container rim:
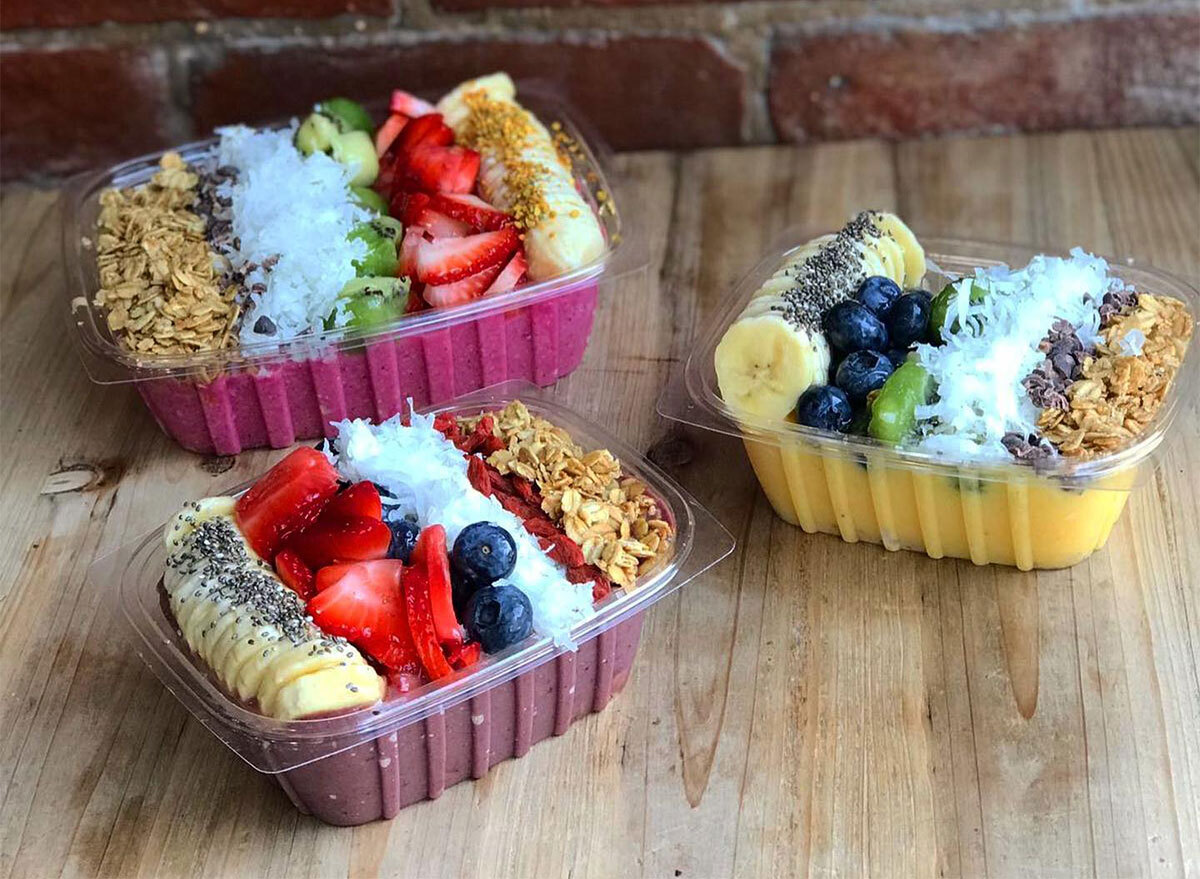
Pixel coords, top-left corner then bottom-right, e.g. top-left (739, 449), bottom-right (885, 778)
top-left (658, 230), bottom-right (1199, 486)
top-left (62, 84), bottom-right (642, 385)
top-left (95, 381), bottom-right (734, 772)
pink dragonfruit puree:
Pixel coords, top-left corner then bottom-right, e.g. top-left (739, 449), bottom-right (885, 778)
top-left (137, 280), bottom-right (598, 455)
top-left (274, 613), bottom-right (644, 826)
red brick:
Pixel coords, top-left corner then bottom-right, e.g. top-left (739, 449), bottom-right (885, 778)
top-left (0, 48), bottom-right (175, 179)
top-left (1, 0), bottom-right (388, 29)
top-left (190, 37), bottom-right (746, 150)
top-left (768, 13), bottom-right (1200, 142)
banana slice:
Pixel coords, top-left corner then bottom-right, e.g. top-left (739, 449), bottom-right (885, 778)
top-left (714, 313), bottom-right (831, 420)
top-left (869, 212), bottom-right (926, 287)
top-left (865, 233), bottom-right (906, 286)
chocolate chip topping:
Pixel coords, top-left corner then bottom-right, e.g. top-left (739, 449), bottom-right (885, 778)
top-left (1022, 319), bottom-right (1088, 412)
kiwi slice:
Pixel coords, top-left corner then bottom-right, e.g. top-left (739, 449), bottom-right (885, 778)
top-left (349, 221), bottom-right (401, 278)
top-left (319, 98), bottom-right (373, 134)
top-left (295, 112), bottom-right (338, 156)
top-left (330, 130), bottom-right (378, 186)
top-left (336, 276), bottom-right (410, 329)
top-left (350, 185), bottom-right (389, 214)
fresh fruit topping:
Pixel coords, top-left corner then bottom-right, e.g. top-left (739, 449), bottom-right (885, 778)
top-left (288, 515), bottom-right (392, 569)
top-left (390, 89), bottom-right (435, 117)
top-left (308, 559), bottom-right (420, 672)
top-left (869, 360), bottom-right (935, 444)
top-left (463, 584), bottom-right (533, 654)
top-left (410, 525), bottom-right (466, 646)
top-left (484, 250), bottom-right (528, 296)
top-left (319, 98), bottom-right (374, 134)
top-left (412, 207), bottom-right (472, 239)
top-left (349, 220), bottom-right (401, 277)
top-left (397, 226), bottom-right (424, 278)
top-left (884, 348), bottom-right (910, 369)
top-left (350, 185), bottom-right (389, 214)
top-left (415, 227), bottom-right (520, 285)
top-left (428, 192), bottom-right (511, 232)
top-left (335, 277), bottom-right (410, 329)
top-left (386, 518), bottom-right (421, 563)
top-left (235, 447), bottom-right (341, 560)
top-left (330, 130), bottom-right (379, 187)
top-left (393, 113), bottom-right (455, 156)
top-left (402, 566), bottom-right (454, 679)
top-left (794, 385), bottom-right (854, 432)
top-left (822, 300), bottom-right (890, 353)
top-left (451, 522), bottom-right (518, 592)
top-left (885, 290), bottom-right (932, 349)
top-left (444, 640), bottom-right (482, 670)
top-left (855, 275), bottom-right (903, 316)
top-left (294, 112), bottom-right (339, 156)
top-left (403, 145), bottom-right (480, 194)
top-left (834, 349), bottom-right (895, 402)
top-left (423, 262), bottom-right (505, 309)
top-left (274, 549), bottom-right (316, 600)
top-left (393, 190), bottom-right (431, 226)
top-left (315, 561), bottom-right (357, 592)
top-left (324, 481), bottom-right (383, 520)
top-left (374, 113), bottom-right (407, 158)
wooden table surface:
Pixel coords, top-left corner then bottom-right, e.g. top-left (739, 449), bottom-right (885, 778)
top-left (2, 128), bottom-right (1198, 879)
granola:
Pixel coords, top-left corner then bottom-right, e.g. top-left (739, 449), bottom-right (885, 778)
top-left (1039, 293), bottom-right (1193, 458)
top-left (466, 401), bottom-right (673, 589)
top-left (92, 153), bottom-right (238, 356)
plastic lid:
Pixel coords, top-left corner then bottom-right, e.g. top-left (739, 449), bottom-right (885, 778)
top-left (62, 86), bottom-right (648, 385)
top-left (94, 382), bottom-right (734, 773)
top-left (659, 231), bottom-right (1199, 489)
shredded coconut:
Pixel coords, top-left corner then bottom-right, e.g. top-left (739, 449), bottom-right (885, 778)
top-left (214, 124), bottom-right (369, 344)
top-left (327, 411), bottom-right (594, 648)
top-left (912, 248), bottom-right (1121, 460)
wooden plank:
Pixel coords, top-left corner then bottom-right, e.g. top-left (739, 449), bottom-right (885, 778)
top-left (0, 128), bottom-right (1197, 879)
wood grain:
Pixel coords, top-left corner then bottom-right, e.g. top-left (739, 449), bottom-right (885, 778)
top-left (1, 128), bottom-right (1197, 879)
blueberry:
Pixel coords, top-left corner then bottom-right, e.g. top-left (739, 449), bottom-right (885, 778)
top-left (794, 385), bottom-right (853, 432)
top-left (451, 522), bottom-right (517, 590)
top-left (855, 275), bottom-right (903, 316)
top-left (885, 292), bottom-right (932, 349)
top-left (822, 301), bottom-right (889, 353)
top-left (387, 519), bottom-right (420, 563)
top-left (464, 584), bottom-right (534, 654)
top-left (835, 350), bottom-right (894, 402)
top-left (884, 348), bottom-right (910, 370)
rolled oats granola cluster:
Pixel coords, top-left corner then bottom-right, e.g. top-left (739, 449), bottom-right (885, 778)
top-left (473, 401), bottom-right (673, 589)
top-left (1039, 292), bottom-right (1193, 458)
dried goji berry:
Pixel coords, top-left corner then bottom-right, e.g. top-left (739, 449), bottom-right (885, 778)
top-left (467, 456), bottom-right (492, 497)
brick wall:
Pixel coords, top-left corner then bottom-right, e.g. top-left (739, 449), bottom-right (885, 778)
top-left (1, 0), bottom-right (1197, 179)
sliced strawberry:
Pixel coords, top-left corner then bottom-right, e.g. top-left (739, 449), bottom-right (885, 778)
top-left (402, 145), bottom-right (480, 194)
top-left (484, 249), bottom-right (528, 296)
top-left (394, 113), bottom-right (454, 157)
top-left (309, 559), bottom-right (407, 657)
top-left (423, 262), bottom-right (504, 309)
top-left (415, 226), bottom-right (518, 285)
top-left (402, 566), bottom-right (454, 680)
top-left (274, 549), bottom-right (315, 600)
top-left (390, 89), bottom-right (435, 117)
top-left (397, 225), bottom-right (425, 279)
top-left (288, 515), bottom-right (392, 569)
top-left (412, 207), bottom-right (472, 239)
top-left (315, 561), bottom-right (358, 593)
top-left (428, 192), bottom-right (511, 232)
top-left (322, 481), bottom-right (383, 521)
top-left (235, 447), bottom-right (340, 561)
top-left (374, 113), bottom-right (408, 158)
top-left (445, 640), bottom-right (482, 670)
top-left (393, 190), bottom-right (431, 227)
top-left (410, 525), bottom-right (465, 646)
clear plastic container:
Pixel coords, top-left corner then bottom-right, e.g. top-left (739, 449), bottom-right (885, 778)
top-left (62, 89), bottom-right (642, 455)
top-left (93, 384), bottom-right (733, 825)
top-left (659, 234), bottom-right (1198, 571)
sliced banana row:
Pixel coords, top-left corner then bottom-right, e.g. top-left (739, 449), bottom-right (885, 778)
top-left (715, 212), bottom-right (926, 421)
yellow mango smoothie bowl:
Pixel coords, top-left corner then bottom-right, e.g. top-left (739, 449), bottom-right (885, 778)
top-left (662, 214), bottom-right (1197, 570)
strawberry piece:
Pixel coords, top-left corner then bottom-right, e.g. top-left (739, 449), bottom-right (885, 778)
top-left (274, 549), bottom-right (315, 600)
top-left (402, 566), bottom-right (454, 680)
top-left (308, 559), bottom-right (403, 644)
top-left (288, 515), bottom-right (392, 569)
top-left (315, 561), bottom-right (358, 593)
top-left (322, 481), bottom-right (383, 521)
top-left (428, 192), bottom-right (511, 232)
top-left (410, 525), bottom-right (466, 646)
top-left (397, 225), bottom-right (425, 279)
top-left (415, 226), bottom-right (519, 285)
top-left (412, 207), bottom-right (472, 239)
top-left (393, 113), bottom-right (454, 157)
top-left (484, 249), bottom-right (528, 296)
top-left (374, 113), bottom-right (408, 158)
top-left (235, 447), bottom-right (340, 561)
top-left (390, 89), bottom-right (435, 117)
top-left (393, 190), bottom-right (431, 227)
top-left (466, 456), bottom-right (492, 497)
top-left (423, 262), bottom-right (504, 309)
top-left (445, 640), bottom-right (482, 670)
top-left (403, 145), bottom-right (480, 194)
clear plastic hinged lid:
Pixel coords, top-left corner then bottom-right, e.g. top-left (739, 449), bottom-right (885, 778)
top-left (659, 231), bottom-right (1199, 489)
top-left (92, 382), bottom-right (733, 773)
top-left (62, 83), bottom-right (647, 385)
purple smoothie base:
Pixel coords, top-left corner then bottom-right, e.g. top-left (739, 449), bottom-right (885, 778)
top-left (137, 281), bottom-right (599, 455)
top-left (272, 613), bottom-right (645, 826)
